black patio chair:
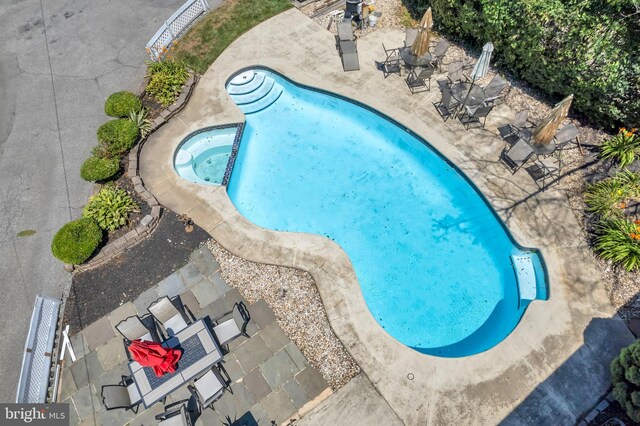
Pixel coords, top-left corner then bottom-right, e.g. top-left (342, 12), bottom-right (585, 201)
top-left (483, 74), bottom-right (509, 104)
top-left (525, 157), bottom-right (560, 190)
top-left (554, 123), bottom-right (579, 150)
top-left (458, 104), bottom-right (494, 129)
top-left (148, 295), bottom-right (195, 337)
top-left (210, 302), bottom-right (251, 349)
top-left (437, 60), bottom-right (464, 92)
top-left (433, 87), bottom-right (460, 122)
top-left (380, 43), bottom-right (401, 78)
top-left (406, 66), bottom-right (435, 93)
top-left (156, 401), bottom-right (195, 426)
top-left (500, 138), bottom-right (535, 174)
top-left (498, 109), bottom-right (532, 146)
top-left (430, 40), bottom-right (450, 71)
top-left (101, 375), bottom-right (141, 413)
top-left (404, 28), bottom-right (418, 48)
top-left (187, 365), bottom-right (231, 410)
top-left (115, 314), bottom-right (163, 361)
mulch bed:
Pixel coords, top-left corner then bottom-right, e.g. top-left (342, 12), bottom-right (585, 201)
top-left (63, 211), bottom-right (208, 333)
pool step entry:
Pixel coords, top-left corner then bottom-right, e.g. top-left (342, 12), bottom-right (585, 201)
top-left (227, 70), bottom-right (283, 114)
top-left (510, 252), bottom-right (547, 306)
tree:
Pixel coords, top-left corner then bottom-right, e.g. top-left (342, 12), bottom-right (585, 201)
top-left (611, 340), bottom-right (640, 421)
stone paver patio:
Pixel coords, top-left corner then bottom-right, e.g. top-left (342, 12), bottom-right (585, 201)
top-left (137, 8), bottom-right (635, 425)
top-left (60, 247), bottom-right (337, 425)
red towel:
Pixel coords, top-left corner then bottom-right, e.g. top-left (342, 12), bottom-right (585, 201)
top-left (128, 340), bottom-right (182, 377)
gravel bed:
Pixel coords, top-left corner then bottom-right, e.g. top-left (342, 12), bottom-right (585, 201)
top-left (206, 239), bottom-right (360, 389)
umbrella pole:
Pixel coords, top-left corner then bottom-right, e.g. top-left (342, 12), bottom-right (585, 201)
top-left (459, 81), bottom-right (475, 117)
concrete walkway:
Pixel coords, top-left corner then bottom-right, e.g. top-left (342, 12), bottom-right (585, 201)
top-left (139, 9), bottom-right (634, 425)
top-left (0, 0), bottom-right (185, 401)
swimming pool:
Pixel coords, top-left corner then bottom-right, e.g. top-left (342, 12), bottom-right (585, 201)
top-left (224, 68), bottom-right (547, 357)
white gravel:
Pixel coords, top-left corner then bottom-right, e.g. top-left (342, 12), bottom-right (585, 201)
top-left (206, 240), bottom-right (360, 389)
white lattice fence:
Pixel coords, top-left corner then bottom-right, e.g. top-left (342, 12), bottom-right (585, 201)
top-left (146, 0), bottom-right (210, 61)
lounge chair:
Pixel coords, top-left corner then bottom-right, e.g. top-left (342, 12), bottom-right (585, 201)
top-left (116, 314), bottom-right (162, 361)
top-left (404, 28), bottom-right (418, 48)
top-left (433, 88), bottom-right (460, 122)
top-left (406, 66), bottom-right (435, 93)
top-left (525, 157), bottom-right (560, 190)
top-left (430, 40), bottom-right (450, 71)
top-left (187, 366), bottom-right (230, 410)
top-left (211, 302), bottom-right (251, 348)
top-left (338, 40), bottom-right (360, 71)
top-left (500, 138), bottom-right (535, 173)
top-left (101, 375), bottom-right (141, 413)
top-left (337, 21), bottom-right (356, 42)
top-left (554, 123), bottom-right (579, 150)
top-left (148, 295), bottom-right (193, 336)
top-left (483, 74), bottom-right (509, 104)
top-left (498, 110), bottom-right (531, 146)
top-left (155, 402), bottom-right (194, 426)
top-left (458, 104), bottom-right (494, 129)
top-left (380, 43), bottom-right (401, 78)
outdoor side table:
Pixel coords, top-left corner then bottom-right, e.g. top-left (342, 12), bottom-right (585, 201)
top-left (129, 319), bottom-right (223, 408)
top-left (451, 82), bottom-right (486, 108)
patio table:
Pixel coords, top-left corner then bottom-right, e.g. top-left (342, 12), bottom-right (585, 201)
top-left (518, 128), bottom-right (557, 156)
top-left (399, 47), bottom-right (433, 68)
top-left (128, 319), bottom-right (222, 408)
top-left (451, 82), bottom-right (486, 108)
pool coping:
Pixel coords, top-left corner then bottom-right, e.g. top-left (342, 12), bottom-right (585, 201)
top-left (138, 10), bottom-right (633, 425)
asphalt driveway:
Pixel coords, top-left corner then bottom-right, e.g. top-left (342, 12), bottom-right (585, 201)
top-left (0, 0), bottom-right (185, 402)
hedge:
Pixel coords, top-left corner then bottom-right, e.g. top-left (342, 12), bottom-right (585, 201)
top-left (51, 218), bottom-right (103, 264)
top-left (412, 0), bottom-right (639, 128)
top-left (97, 119), bottom-right (139, 155)
top-left (104, 91), bottom-right (142, 118)
top-left (80, 156), bottom-right (120, 182)
top-left (611, 340), bottom-right (640, 421)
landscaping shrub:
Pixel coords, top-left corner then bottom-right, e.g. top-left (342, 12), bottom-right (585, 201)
top-left (408, 0), bottom-right (640, 128)
top-left (145, 60), bottom-right (189, 107)
top-left (104, 91), bottom-right (142, 118)
top-left (51, 218), bottom-right (102, 264)
top-left (595, 219), bottom-right (640, 271)
top-left (83, 184), bottom-right (139, 231)
top-left (97, 119), bottom-right (139, 155)
top-left (80, 156), bottom-right (120, 182)
top-left (601, 128), bottom-right (640, 167)
top-left (585, 177), bottom-right (635, 220)
top-left (611, 340), bottom-right (640, 421)
top-left (129, 108), bottom-right (152, 138)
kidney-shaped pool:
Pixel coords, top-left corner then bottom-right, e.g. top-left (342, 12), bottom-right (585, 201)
top-left (218, 68), bottom-right (547, 357)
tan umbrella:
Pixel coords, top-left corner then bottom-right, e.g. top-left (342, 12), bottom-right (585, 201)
top-left (532, 94), bottom-right (574, 145)
top-left (412, 8), bottom-right (433, 57)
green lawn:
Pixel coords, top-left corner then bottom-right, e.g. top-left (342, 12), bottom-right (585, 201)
top-left (172, 0), bottom-right (293, 74)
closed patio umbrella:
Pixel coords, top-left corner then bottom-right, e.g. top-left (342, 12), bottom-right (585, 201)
top-left (533, 94), bottom-right (574, 145)
top-left (411, 7), bottom-right (433, 57)
top-left (128, 340), bottom-right (182, 377)
top-left (470, 42), bottom-right (494, 82)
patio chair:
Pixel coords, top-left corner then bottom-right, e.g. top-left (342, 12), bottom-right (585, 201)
top-left (554, 123), bottom-right (579, 150)
top-left (404, 28), bottom-right (418, 48)
top-left (116, 314), bottom-right (163, 361)
top-left (458, 104), bottom-right (494, 130)
top-left (101, 375), bottom-right (141, 413)
top-left (433, 88), bottom-right (460, 122)
top-left (148, 295), bottom-right (194, 337)
top-left (525, 156), bottom-right (560, 190)
top-left (211, 302), bottom-right (251, 348)
top-left (155, 402), bottom-right (194, 426)
top-left (406, 66), bottom-right (435, 93)
top-left (187, 365), bottom-right (230, 410)
top-left (498, 109), bottom-right (531, 146)
top-left (500, 138), bottom-right (535, 174)
top-left (337, 21), bottom-right (356, 42)
top-left (338, 40), bottom-right (360, 71)
top-left (380, 43), bottom-right (401, 78)
top-left (437, 61), bottom-right (464, 92)
top-left (430, 40), bottom-right (450, 71)
top-left (483, 74), bottom-right (509, 104)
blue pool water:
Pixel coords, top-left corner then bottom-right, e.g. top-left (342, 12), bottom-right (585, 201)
top-left (174, 127), bottom-right (237, 185)
top-left (223, 69), bottom-right (547, 357)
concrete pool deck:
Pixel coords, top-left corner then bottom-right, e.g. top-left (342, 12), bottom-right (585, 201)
top-left (140, 9), bottom-right (634, 425)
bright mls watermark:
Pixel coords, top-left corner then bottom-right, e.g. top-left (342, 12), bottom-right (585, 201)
top-left (0, 404), bottom-right (68, 425)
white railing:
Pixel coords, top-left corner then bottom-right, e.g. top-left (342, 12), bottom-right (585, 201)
top-left (146, 0), bottom-right (210, 61)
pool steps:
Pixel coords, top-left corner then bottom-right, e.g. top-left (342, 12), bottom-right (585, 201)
top-left (228, 70), bottom-right (283, 114)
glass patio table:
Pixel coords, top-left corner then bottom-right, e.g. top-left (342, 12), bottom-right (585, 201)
top-left (399, 47), bottom-right (433, 67)
top-left (518, 128), bottom-right (557, 156)
top-left (451, 82), bottom-right (486, 108)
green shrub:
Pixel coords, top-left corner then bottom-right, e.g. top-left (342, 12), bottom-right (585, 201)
top-left (129, 108), bottom-right (152, 138)
top-left (104, 91), bottom-right (142, 118)
top-left (612, 340), bottom-right (640, 422)
top-left (51, 218), bottom-right (102, 264)
top-left (80, 156), bottom-right (120, 182)
top-left (97, 119), bottom-right (139, 155)
top-left (411, 0), bottom-right (639, 128)
top-left (83, 184), bottom-right (139, 231)
top-left (601, 128), bottom-right (640, 167)
top-left (145, 60), bottom-right (189, 107)
top-left (595, 219), bottom-right (640, 271)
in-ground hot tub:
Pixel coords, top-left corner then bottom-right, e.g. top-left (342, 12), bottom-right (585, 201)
top-left (174, 125), bottom-right (240, 185)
